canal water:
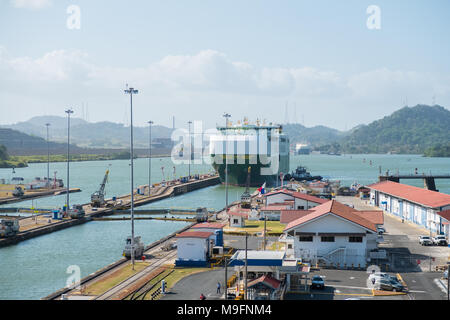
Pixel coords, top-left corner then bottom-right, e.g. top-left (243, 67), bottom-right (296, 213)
top-left (0, 154), bottom-right (449, 299)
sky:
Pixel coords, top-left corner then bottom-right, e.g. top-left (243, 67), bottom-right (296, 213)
top-left (0, 0), bottom-right (449, 131)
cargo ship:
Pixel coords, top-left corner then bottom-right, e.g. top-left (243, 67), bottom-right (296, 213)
top-left (210, 119), bottom-right (289, 187)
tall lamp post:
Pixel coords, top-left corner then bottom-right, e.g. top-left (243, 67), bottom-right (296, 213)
top-left (65, 109), bottom-right (74, 212)
top-left (188, 121), bottom-right (192, 178)
top-left (148, 121), bottom-right (153, 196)
top-left (45, 123), bottom-right (50, 189)
top-left (125, 86), bottom-right (138, 270)
top-left (223, 113), bottom-right (231, 212)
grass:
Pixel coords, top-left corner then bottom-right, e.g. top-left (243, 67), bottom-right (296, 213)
top-left (83, 262), bottom-right (150, 296)
top-left (226, 220), bottom-right (286, 235)
top-left (143, 266), bottom-right (211, 300)
top-left (10, 153), bottom-right (172, 165)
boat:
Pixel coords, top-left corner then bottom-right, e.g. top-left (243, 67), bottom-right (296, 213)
top-left (286, 166), bottom-right (323, 182)
top-left (295, 144), bottom-right (311, 155)
top-left (210, 119), bottom-right (290, 187)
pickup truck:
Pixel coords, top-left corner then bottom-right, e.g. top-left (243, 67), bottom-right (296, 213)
top-left (419, 235), bottom-right (433, 246)
top-left (432, 235), bottom-right (448, 246)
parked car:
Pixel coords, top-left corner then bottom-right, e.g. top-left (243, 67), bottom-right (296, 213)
top-left (377, 226), bottom-right (386, 235)
top-left (368, 272), bottom-right (389, 282)
top-left (432, 235), bottom-right (448, 246)
top-left (419, 235), bottom-right (433, 246)
top-left (375, 278), bottom-right (404, 292)
top-left (443, 269), bottom-right (448, 279)
top-left (311, 275), bottom-right (325, 289)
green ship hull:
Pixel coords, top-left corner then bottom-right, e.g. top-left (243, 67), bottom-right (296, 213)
top-left (211, 155), bottom-right (290, 187)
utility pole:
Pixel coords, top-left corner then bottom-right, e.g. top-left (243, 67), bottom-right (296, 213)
top-left (245, 232), bottom-right (248, 300)
top-left (223, 113), bottom-right (231, 212)
top-left (65, 109), bottom-right (73, 212)
top-left (263, 216), bottom-right (267, 250)
top-left (45, 123), bottom-right (50, 189)
top-left (447, 261), bottom-right (449, 301)
top-left (224, 257), bottom-right (228, 300)
top-left (125, 86), bottom-right (139, 270)
top-left (188, 121), bottom-right (192, 178)
top-left (148, 121), bottom-right (153, 196)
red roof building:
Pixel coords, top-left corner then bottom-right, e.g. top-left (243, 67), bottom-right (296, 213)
top-left (284, 200), bottom-right (377, 233)
top-left (368, 181), bottom-right (450, 209)
top-left (176, 231), bottom-right (213, 239)
top-left (192, 222), bottom-right (226, 229)
top-left (280, 210), bottom-right (313, 224)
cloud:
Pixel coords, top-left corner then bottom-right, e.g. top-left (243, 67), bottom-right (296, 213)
top-left (0, 47), bottom-right (449, 129)
top-left (10, 0), bottom-right (51, 9)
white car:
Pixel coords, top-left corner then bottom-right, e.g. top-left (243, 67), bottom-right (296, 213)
top-left (419, 235), bottom-right (433, 246)
top-left (432, 235), bottom-right (448, 246)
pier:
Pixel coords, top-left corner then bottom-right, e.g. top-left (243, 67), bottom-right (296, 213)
top-left (43, 201), bottom-right (233, 301)
top-left (379, 174), bottom-right (450, 192)
top-left (0, 187), bottom-right (81, 206)
top-left (0, 174), bottom-right (220, 248)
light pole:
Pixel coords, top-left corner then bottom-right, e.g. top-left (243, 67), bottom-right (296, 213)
top-left (188, 121), bottom-right (192, 178)
top-left (447, 261), bottom-right (449, 301)
top-left (45, 123), bottom-right (50, 189)
top-left (125, 86), bottom-right (138, 270)
top-left (148, 121), bottom-right (153, 196)
top-left (65, 109), bottom-right (74, 212)
top-left (223, 113), bottom-right (231, 212)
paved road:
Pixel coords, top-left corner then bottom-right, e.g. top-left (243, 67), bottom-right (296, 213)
top-left (161, 269), bottom-right (225, 300)
top-left (337, 196), bottom-right (449, 300)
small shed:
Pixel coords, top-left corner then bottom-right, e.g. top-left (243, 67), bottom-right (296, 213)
top-left (229, 211), bottom-right (248, 228)
top-left (175, 231), bottom-right (213, 267)
top-left (247, 275), bottom-right (282, 300)
top-left (191, 222), bottom-right (225, 247)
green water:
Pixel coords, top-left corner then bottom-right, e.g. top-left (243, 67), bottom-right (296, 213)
top-left (0, 154), bottom-right (448, 299)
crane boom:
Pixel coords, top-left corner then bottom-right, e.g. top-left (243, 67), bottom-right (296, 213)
top-left (99, 170), bottom-right (109, 195)
top-left (91, 169), bottom-right (109, 207)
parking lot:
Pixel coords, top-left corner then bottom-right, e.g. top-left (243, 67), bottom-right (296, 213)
top-left (285, 269), bottom-right (407, 300)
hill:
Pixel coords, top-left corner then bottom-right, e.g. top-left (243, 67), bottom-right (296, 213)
top-left (282, 123), bottom-right (345, 146)
top-left (339, 105), bottom-right (450, 154)
top-left (2, 116), bottom-right (174, 149)
top-left (0, 128), bottom-right (171, 157)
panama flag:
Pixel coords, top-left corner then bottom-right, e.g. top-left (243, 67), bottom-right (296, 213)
top-left (258, 182), bottom-right (266, 195)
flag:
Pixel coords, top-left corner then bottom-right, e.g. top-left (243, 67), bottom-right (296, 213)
top-left (258, 182), bottom-right (266, 195)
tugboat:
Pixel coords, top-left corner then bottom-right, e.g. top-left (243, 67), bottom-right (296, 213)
top-left (286, 166), bottom-right (323, 182)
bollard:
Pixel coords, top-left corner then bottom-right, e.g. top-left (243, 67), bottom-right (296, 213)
top-left (351, 263), bottom-right (354, 269)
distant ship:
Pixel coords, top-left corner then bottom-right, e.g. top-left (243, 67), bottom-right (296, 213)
top-left (285, 166), bottom-right (323, 182)
top-left (210, 119), bottom-right (290, 187)
top-left (295, 143), bottom-right (311, 155)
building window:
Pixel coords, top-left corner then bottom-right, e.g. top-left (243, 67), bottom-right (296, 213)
top-left (297, 205), bottom-right (305, 210)
top-left (233, 219), bottom-right (239, 224)
top-left (349, 236), bottom-right (363, 243)
top-left (288, 244), bottom-right (293, 249)
top-left (321, 236), bottom-right (335, 242)
top-left (299, 236), bottom-right (313, 242)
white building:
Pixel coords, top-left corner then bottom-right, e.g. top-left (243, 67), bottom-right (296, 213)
top-left (229, 211), bottom-right (249, 228)
top-left (264, 189), bottom-right (328, 210)
top-left (368, 181), bottom-right (450, 236)
top-left (175, 231), bottom-right (214, 267)
top-left (284, 200), bottom-right (379, 268)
